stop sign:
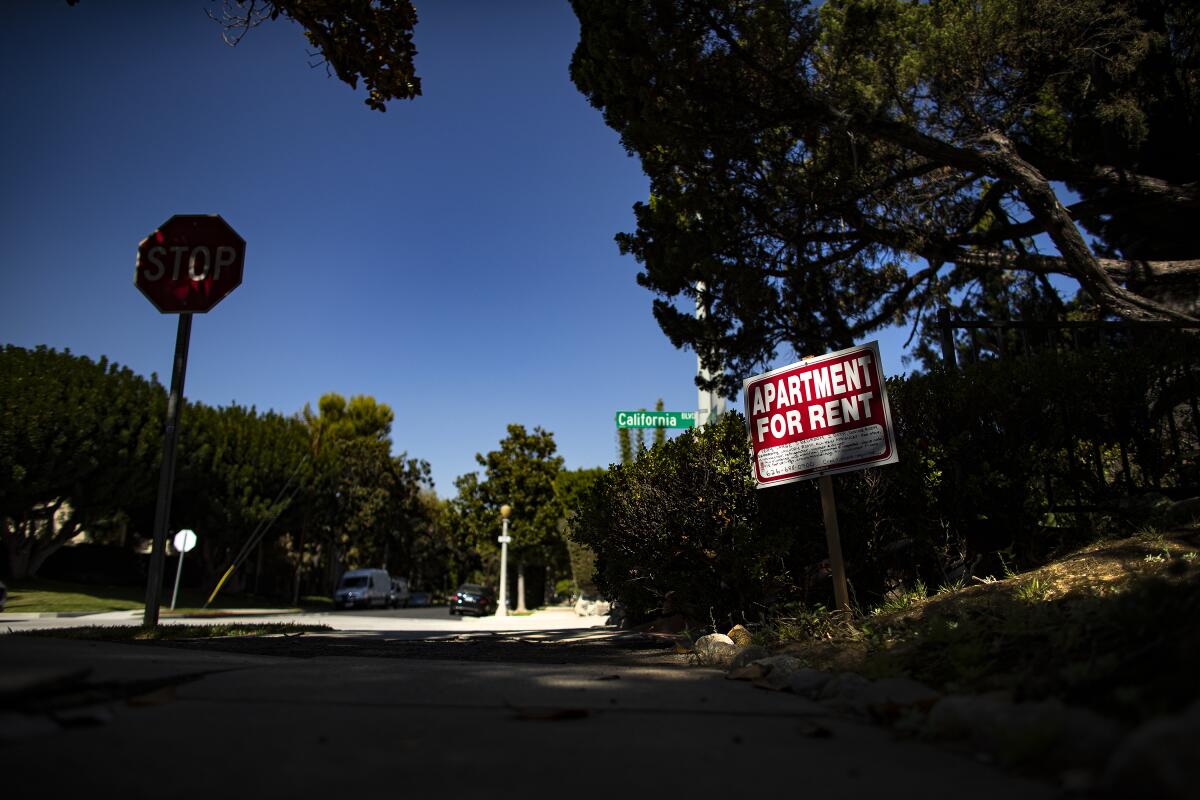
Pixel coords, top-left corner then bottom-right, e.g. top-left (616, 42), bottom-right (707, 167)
top-left (135, 215), bottom-right (245, 313)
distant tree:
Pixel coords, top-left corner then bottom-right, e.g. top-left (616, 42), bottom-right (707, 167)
top-left (0, 346), bottom-right (163, 579)
top-left (453, 424), bottom-right (565, 605)
top-left (572, 0), bottom-right (1200, 394)
top-left (294, 392), bottom-right (399, 597)
top-left (68, 0), bottom-right (421, 112)
top-left (617, 426), bottom-right (635, 465)
top-left (403, 490), bottom-right (464, 592)
top-left (652, 398), bottom-right (667, 449)
top-left (553, 467), bottom-right (605, 597)
top-left (174, 403), bottom-right (309, 588)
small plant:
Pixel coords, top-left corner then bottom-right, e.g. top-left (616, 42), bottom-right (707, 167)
top-left (1183, 552), bottom-right (1197, 562)
top-left (937, 576), bottom-right (967, 596)
top-left (1013, 575), bottom-right (1049, 602)
top-left (872, 580), bottom-right (928, 616)
top-left (997, 550), bottom-right (1019, 579)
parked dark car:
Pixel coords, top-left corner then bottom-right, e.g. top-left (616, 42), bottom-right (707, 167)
top-left (449, 583), bottom-right (495, 617)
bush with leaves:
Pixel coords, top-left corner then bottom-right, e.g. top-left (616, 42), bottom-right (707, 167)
top-left (572, 412), bottom-right (804, 627)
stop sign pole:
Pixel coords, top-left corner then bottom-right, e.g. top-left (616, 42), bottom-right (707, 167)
top-left (135, 215), bottom-right (245, 627)
top-left (142, 313), bottom-right (191, 627)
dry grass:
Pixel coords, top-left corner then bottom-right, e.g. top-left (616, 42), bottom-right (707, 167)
top-left (772, 526), bottom-right (1200, 724)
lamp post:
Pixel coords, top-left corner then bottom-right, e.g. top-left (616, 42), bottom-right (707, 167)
top-left (496, 504), bottom-right (512, 617)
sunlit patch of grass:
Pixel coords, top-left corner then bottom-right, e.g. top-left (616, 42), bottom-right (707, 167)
top-left (871, 580), bottom-right (928, 616)
top-left (2, 578), bottom-right (328, 614)
top-left (3, 580), bottom-right (145, 613)
top-left (1012, 575), bottom-right (1049, 602)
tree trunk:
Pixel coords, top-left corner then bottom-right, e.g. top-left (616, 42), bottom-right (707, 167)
top-left (516, 562), bottom-right (527, 613)
top-left (291, 526), bottom-right (305, 606)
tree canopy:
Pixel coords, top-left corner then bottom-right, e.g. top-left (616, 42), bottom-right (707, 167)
top-left (453, 424), bottom-right (566, 574)
top-left (0, 347), bottom-right (435, 591)
top-left (69, 0), bottom-right (421, 112)
top-left (572, 0), bottom-right (1200, 393)
top-left (0, 346), bottom-right (163, 577)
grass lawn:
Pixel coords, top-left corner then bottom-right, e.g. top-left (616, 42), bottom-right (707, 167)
top-left (3, 578), bottom-right (332, 615)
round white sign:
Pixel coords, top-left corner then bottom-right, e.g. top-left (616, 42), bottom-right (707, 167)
top-left (173, 529), bottom-right (197, 553)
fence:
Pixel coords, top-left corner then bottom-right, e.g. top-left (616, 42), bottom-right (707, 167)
top-left (935, 309), bottom-right (1200, 513)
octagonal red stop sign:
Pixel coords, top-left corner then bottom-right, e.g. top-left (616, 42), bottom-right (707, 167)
top-left (135, 215), bottom-right (245, 313)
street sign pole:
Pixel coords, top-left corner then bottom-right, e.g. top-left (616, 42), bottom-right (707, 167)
top-left (818, 475), bottom-right (851, 613)
top-left (170, 543), bottom-right (186, 612)
top-left (170, 529), bottom-right (198, 612)
top-left (143, 313), bottom-right (192, 627)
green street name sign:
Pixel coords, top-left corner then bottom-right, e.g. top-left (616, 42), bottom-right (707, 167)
top-left (615, 410), bottom-right (696, 429)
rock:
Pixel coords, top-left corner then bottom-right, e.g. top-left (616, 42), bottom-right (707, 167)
top-left (754, 655), bottom-right (805, 674)
top-left (727, 624), bottom-right (754, 647)
top-left (574, 596), bottom-right (612, 617)
top-left (725, 653), bottom-right (805, 690)
top-left (859, 677), bottom-right (941, 721)
top-left (924, 695), bottom-right (1122, 771)
top-left (817, 672), bottom-right (872, 710)
top-left (727, 663), bottom-right (769, 682)
top-left (1103, 700), bottom-right (1200, 800)
top-left (788, 668), bottom-right (833, 699)
top-left (728, 645), bottom-right (770, 671)
top-left (747, 655), bottom-right (805, 691)
top-left (694, 633), bottom-right (739, 668)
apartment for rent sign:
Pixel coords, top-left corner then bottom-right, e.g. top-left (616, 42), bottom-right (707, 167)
top-left (743, 341), bottom-right (898, 487)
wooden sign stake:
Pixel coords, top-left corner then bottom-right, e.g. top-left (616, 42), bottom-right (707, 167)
top-left (819, 474), bottom-right (851, 612)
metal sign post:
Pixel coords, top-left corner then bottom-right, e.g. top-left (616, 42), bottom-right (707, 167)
top-left (170, 529), bottom-right (198, 611)
top-left (144, 314), bottom-right (191, 626)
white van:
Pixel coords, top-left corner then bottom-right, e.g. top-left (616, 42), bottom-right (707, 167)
top-left (389, 577), bottom-right (411, 608)
top-left (333, 568), bottom-right (392, 610)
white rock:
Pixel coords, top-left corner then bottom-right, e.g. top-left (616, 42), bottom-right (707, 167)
top-left (694, 633), bottom-right (739, 668)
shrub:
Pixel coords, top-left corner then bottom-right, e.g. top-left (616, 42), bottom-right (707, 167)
top-left (571, 412), bottom-right (804, 627)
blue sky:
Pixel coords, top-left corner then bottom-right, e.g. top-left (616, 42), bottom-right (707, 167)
top-left (1, 1), bottom-right (925, 494)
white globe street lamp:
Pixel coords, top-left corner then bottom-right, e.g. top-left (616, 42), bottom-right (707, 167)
top-left (496, 505), bottom-right (512, 617)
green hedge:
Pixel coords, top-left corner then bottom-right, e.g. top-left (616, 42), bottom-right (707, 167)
top-left (571, 337), bottom-right (1198, 625)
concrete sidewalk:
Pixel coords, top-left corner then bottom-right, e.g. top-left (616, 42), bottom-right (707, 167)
top-left (2, 606), bottom-right (609, 634)
top-left (0, 631), bottom-right (1055, 798)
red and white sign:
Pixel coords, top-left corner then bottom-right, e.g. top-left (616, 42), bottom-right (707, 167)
top-left (135, 215), bottom-right (245, 313)
top-left (743, 341), bottom-right (898, 488)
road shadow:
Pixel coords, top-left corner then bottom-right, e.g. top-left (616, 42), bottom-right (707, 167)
top-left (92, 626), bottom-right (687, 667)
